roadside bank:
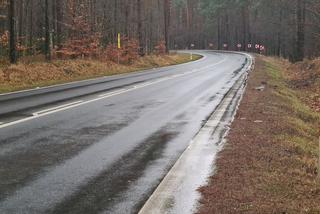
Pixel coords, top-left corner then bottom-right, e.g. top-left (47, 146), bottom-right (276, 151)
top-left (198, 56), bottom-right (320, 213)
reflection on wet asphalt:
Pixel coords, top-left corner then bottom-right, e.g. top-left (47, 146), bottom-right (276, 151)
top-left (51, 125), bottom-right (181, 214)
top-left (0, 51), bottom-right (247, 214)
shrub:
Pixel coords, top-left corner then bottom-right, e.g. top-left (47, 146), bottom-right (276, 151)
top-left (55, 8), bottom-right (101, 59)
top-left (105, 37), bottom-right (139, 64)
top-left (0, 31), bottom-right (9, 56)
top-left (154, 40), bottom-right (166, 55)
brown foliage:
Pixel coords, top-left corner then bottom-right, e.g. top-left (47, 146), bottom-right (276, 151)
top-left (0, 31), bottom-right (28, 55)
top-left (0, 70), bottom-right (4, 82)
top-left (55, 3), bottom-right (101, 59)
top-left (154, 40), bottom-right (166, 55)
top-left (0, 53), bottom-right (195, 93)
top-left (286, 58), bottom-right (320, 112)
top-left (105, 37), bottom-right (139, 64)
top-left (0, 31), bottom-right (8, 47)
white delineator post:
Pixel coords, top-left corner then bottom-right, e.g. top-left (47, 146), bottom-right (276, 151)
top-left (190, 43), bottom-right (195, 60)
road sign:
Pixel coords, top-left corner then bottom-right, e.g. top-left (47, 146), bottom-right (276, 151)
top-left (237, 44), bottom-right (242, 48)
top-left (223, 44), bottom-right (228, 48)
top-left (260, 45), bottom-right (265, 51)
top-left (118, 33), bottom-right (121, 49)
top-left (190, 43), bottom-right (195, 48)
top-left (248, 44), bottom-right (252, 48)
top-left (255, 44), bottom-right (260, 49)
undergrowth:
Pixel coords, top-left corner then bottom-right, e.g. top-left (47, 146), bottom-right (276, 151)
top-left (0, 53), bottom-right (202, 93)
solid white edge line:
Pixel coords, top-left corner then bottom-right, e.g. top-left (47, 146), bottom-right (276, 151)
top-left (32, 101), bottom-right (84, 116)
top-left (98, 89), bottom-right (128, 97)
top-left (0, 52), bottom-right (207, 98)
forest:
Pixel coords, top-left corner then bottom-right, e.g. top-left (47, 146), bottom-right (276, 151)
top-left (0, 0), bottom-right (319, 64)
top-left (0, 1), bottom-right (320, 213)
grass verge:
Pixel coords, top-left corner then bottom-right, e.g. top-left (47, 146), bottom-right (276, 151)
top-left (0, 53), bottom-right (202, 94)
top-left (198, 55), bottom-right (320, 213)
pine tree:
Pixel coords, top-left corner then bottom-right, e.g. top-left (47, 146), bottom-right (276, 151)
top-left (8, 0), bottom-right (16, 63)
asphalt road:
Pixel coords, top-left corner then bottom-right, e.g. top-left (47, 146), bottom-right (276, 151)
top-left (0, 51), bottom-right (248, 214)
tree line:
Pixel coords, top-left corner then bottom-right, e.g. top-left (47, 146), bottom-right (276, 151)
top-left (0, 0), bottom-right (172, 63)
top-left (0, 0), bottom-right (319, 64)
top-left (198, 0), bottom-right (320, 62)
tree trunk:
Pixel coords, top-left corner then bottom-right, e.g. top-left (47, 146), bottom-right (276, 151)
top-left (241, 5), bottom-right (248, 51)
top-left (225, 11), bottom-right (230, 50)
top-left (277, 0), bottom-right (283, 57)
top-left (137, 0), bottom-right (144, 55)
top-left (44, 0), bottom-right (51, 60)
top-left (294, 0), bottom-right (305, 62)
top-left (56, 0), bottom-right (62, 49)
top-left (9, 0), bottom-right (17, 63)
top-left (164, 0), bottom-right (170, 53)
top-left (217, 12), bottom-right (221, 50)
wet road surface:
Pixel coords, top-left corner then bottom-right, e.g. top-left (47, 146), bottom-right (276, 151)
top-left (0, 51), bottom-right (248, 214)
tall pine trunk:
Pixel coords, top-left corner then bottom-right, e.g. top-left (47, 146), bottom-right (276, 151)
top-left (44, 0), bottom-right (51, 60)
top-left (56, 0), bottom-right (62, 49)
top-left (294, 0), bottom-right (306, 62)
top-left (137, 0), bottom-right (145, 55)
top-left (28, 0), bottom-right (34, 55)
top-left (241, 5), bottom-right (248, 51)
top-left (217, 12), bottom-right (221, 50)
top-left (276, 0), bottom-right (283, 57)
top-left (164, 0), bottom-right (170, 53)
top-left (225, 11), bottom-right (230, 50)
top-left (9, 0), bottom-right (16, 63)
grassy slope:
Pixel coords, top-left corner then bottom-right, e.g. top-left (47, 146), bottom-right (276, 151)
top-left (198, 56), bottom-right (320, 213)
top-left (265, 58), bottom-right (319, 156)
top-left (0, 53), bottom-right (202, 94)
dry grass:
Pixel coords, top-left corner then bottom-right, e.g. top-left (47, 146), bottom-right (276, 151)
top-left (198, 55), bottom-right (320, 214)
top-left (0, 53), bottom-right (201, 93)
top-left (266, 57), bottom-right (320, 112)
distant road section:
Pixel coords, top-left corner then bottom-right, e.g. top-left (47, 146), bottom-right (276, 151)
top-left (0, 50), bottom-right (249, 214)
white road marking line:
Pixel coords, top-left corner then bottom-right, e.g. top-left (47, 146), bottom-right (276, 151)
top-left (0, 56), bottom-right (228, 129)
top-left (0, 52), bottom-right (206, 98)
top-left (98, 89), bottom-right (127, 97)
top-left (134, 82), bottom-right (155, 89)
top-left (32, 101), bottom-right (84, 116)
top-left (98, 89), bottom-right (132, 99)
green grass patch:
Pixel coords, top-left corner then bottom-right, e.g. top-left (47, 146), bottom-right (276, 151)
top-left (266, 61), bottom-right (320, 123)
top-left (265, 59), bottom-right (320, 159)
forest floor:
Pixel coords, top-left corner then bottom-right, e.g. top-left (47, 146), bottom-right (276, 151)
top-left (198, 55), bottom-right (320, 213)
top-left (0, 53), bottom-right (201, 94)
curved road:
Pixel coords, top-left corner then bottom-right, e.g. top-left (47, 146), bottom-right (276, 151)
top-left (0, 51), bottom-right (248, 214)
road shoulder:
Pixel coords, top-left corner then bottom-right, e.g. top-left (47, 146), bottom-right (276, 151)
top-left (197, 56), bottom-right (320, 213)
